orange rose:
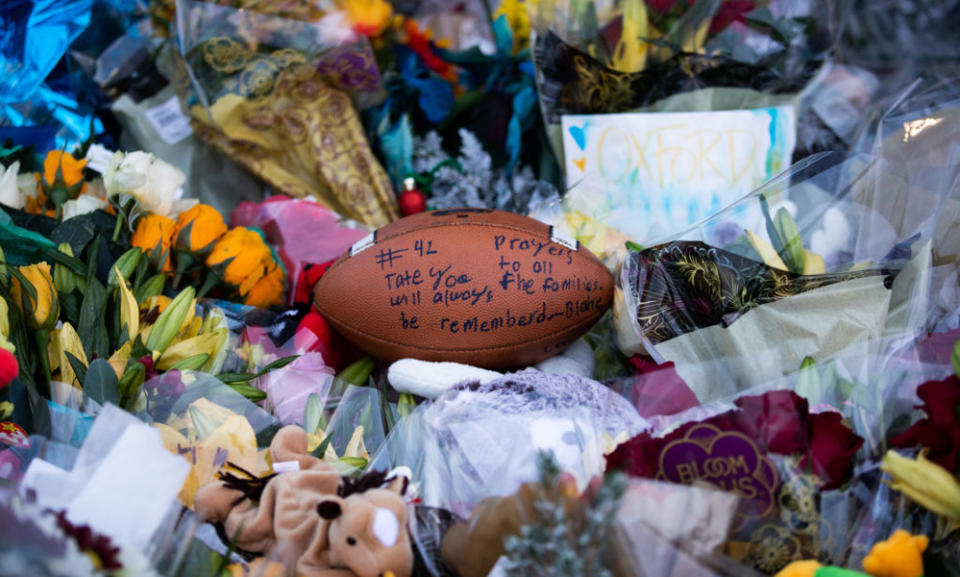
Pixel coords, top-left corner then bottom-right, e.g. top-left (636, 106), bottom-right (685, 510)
top-left (174, 204), bottom-right (228, 254)
top-left (43, 151), bottom-right (87, 189)
top-left (132, 214), bottom-right (177, 272)
top-left (243, 262), bottom-right (285, 308)
top-left (206, 227), bottom-right (272, 287)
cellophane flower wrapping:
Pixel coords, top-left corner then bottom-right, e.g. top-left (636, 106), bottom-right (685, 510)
top-left (614, 128), bottom-right (960, 402)
top-left (607, 340), bottom-right (958, 573)
top-left (11, 404), bottom-right (192, 575)
top-left (369, 370), bottom-right (648, 519)
top-left (171, 0), bottom-right (399, 226)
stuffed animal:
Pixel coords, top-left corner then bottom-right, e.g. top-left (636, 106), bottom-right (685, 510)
top-left (195, 426), bottom-right (414, 577)
top-left (773, 530), bottom-right (928, 577)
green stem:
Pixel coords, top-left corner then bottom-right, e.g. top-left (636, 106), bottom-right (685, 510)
top-left (196, 270), bottom-right (220, 299)
top-left (35, 329), bottom-right (52, 387)
top-left (112, 204), bottom-right (126, 243)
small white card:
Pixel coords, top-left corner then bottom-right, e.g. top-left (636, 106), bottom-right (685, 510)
top-left (145, 95), bottom-right (194, 145)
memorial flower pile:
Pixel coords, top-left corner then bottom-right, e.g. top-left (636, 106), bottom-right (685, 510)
top-left (0, 1), bottom-right (959, 576)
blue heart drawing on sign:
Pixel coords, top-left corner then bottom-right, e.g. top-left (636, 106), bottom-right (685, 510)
top-left (569, 125), bottom-right (587, 151)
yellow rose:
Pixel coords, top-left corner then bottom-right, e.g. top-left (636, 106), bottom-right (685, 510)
top-left (243, 262), bottom-right (285, 308)
top-left (10, 262), bottom-right (59, 330)
top-left (206, 227), bottom-right (272, 287)
top-left (174, 204), bottom-right (227, 254)
top-left (132, 214), bottom-right (177, 272)
top-left (43, 151), bottom-right (87, 189)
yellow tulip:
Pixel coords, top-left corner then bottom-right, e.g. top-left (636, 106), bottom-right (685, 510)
top-left (173, 204), bottom-right (227, 255)
top-left (145, 286), bottom-right (196, 354)
top-left (114, 267), bottom-right (139, 343)
top-left (612, 1), bottom-right (649, 73)
top-left (47, 322), bottom-right (88, 387)
top-left (802, 250), bottom-right (827, 275)
top-left (745, 229), bottom-right (789, 271)
top-left (881, 450), bottom-right (960, 521)
top-left (132, 214), bottom-right (176, 272)
top-left (108, 341), bottom-right (132, 380)
top-left (156, 329), bottom-right (227, 372)
top-left (10, 262), bottom-right (58, 330)
top-left (206, 227), bottom-right (272, 287)
top-left (156, 414), bottom-right (257, 508)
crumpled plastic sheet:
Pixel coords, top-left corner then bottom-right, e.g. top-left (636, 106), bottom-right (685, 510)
top-left (369, 370), bottom-right (648, 518)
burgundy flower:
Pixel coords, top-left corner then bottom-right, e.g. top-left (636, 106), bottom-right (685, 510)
top-left (608, 389), bottom-right (863, 490)
top-left (709, 0), bottom-right (754, 34)
top-left (53, 510), bottom-right (122, 570)
top-left (801, 411), bottom-right (864, 490)
top-left (605, 431), bottom-right (666, 479)
top-left (628, 356), bottom-right (700, 418)
top-left (727, 391), bottom-right (809, 455)
top-left (647, 0), bottom-right (679, 14)
top-left (891, 375), bottom-right (960, 473)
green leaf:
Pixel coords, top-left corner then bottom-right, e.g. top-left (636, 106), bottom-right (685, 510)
top-left (228, 383), bottom-right (266, 402)
top-left (50, 211), bottom-right (117, 261)
top-left (84, 359), bottom-right (120, 406)
top-left (309, 434), bottom-right (332, 460)
top-left (134, 273), bottom-right (165, 302)
top-left (304, 393), bottom-right (323, 435)
top-left (118, 361), bottom-right (146, 408)
top-left (338, 456), bottom-right (368, 470)
top-left (189, 405), bottom-right (219, 439)
top-left (170, 353), bottom-right (210, 371)
top-left (77, 276), bottom-right (110, 361)
top-left (217, 372), bottom-right (256, 384)
top-left (65, 352), bottom-right (88, 386)
top-left (397, 393), bottom-right (416, 419)
top-left (773, 207), bottom-right (805, 274)
top-left (336, 356), bottom-right (376, 387)
top-left (625, 241), bottom-right (644, 252)
top-left (42, 247), bottom-right (86, 276)
top-left (217, 355), bottom-right (300, 385)
top-left (260, 355), bottom-right (300, 373)
top-left (952, 340), bottom-right (960, 379)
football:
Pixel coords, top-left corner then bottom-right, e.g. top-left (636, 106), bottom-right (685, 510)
top-left (313, 208), bottom-right (614, 369)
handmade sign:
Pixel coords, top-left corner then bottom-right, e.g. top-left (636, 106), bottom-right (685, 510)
top-left (560, 107), bottom-right (796, 246)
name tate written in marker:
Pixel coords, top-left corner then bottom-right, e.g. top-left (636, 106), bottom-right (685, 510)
top-left (386, 233), bottom-right (603, 332)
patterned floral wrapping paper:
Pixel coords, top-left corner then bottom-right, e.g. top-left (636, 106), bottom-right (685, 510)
top-left (173, 0), bottom-right (399, 227)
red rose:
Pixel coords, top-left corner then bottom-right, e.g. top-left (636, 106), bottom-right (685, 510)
top-left (891, 375), bottom-right (960, 473)
top-left (709, 0), bottom-right (754, 34)
top-left (628, 356), bottom-right (700, 418)
top-left (727, 390), bottom-right (809, 455)
top-left (647, 0), bottom-right (678, 14)
top-left (605, 431), bottom-right (666, 479)
top-left (801, 411), bottom-right (864, 490)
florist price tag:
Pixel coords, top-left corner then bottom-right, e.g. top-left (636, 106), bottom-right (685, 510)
top-left (657, 424), bottom-right (779, 527)
top-left (145, 95), bottom-right (194, 145)
top-left (560, 107), bottom-right (796, 244)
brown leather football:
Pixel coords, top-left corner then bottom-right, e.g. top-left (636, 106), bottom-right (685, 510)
top-left (313, 208), bottom-right (613, 369)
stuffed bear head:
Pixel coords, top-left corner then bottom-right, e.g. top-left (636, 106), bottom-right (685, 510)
top-left (314, 474), bottom-right (411, 577)
top-left (194, 425), bottom-right (414, 577)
